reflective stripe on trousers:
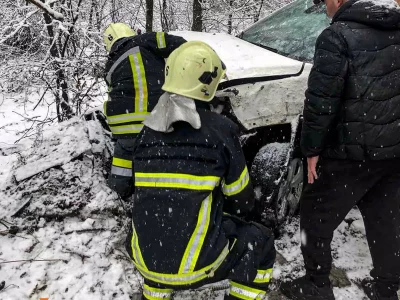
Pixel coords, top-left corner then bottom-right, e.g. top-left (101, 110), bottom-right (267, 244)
top-left (132, 241), bottom-right (230, 286)
top-left (131, 222), bottom-right (148, 270)
top-left (253, 268), bottom-right (273, 284)
top-left (111, 157), bottom-right (132, 177)
top-left (229, 281), bottom-right (266, 300)
top-left (143, 284), bottom-right (172, 300)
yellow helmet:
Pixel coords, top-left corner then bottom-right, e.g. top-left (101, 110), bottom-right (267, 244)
top-left (162, 41), bottom-right (226, 102)
top-left (103, 23), bottom-right (136, 52)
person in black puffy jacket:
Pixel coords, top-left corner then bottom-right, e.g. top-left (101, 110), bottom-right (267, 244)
top-left (281, 1), bottom-right (400, 300)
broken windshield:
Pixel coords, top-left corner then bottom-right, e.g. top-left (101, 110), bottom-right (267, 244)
top-left (240, 0), bottom-right (330, 63)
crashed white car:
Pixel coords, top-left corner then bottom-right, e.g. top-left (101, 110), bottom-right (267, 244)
top-left (174, 0), bottom-right (330, 225)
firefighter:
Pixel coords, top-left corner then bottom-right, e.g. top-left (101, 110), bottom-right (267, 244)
top-left (102, 23), bottom-right (186, 199)
top-left (125, 41), bottom-right (276, 300)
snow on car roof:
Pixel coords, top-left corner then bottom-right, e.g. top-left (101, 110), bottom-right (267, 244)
top-left (171, 31), bottom-right (304, 80)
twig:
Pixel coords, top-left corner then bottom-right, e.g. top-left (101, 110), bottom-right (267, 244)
top-left (0, 219), bottom-right (12, 228)
top-left (0, 259), bottom-right (67, 264)
top-left (63, 250), bottom-right (89, 262)
top-left (1, 283), bottom-right (19, 293)
top-left (64, 228), bottom-right (107, 235)
top-left (33, 86), bottom-right (51, 111)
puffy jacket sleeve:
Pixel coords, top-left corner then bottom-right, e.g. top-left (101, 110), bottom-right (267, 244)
top-left (134, 32), bottom-right (186, 58)
top-left (222, 123), bottom-right (255, 217)
top-left (301, 27), bottom-right (348, 157)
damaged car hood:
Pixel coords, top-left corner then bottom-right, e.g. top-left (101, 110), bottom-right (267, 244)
top-left (171, 31), bottom-right (304, 80)
top-left (172, 31), bottom-right (310, 130)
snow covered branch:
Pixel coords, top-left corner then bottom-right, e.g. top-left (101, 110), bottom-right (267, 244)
top-left (0, 9), bottom-right (39, 45)
top-left (26, 0), bottom-right (64, 21)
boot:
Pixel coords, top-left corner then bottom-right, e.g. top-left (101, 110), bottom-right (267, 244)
top-left (280, 275), bottom-right (335, 300)
top-left (362, 279), bottom-right (398, 300)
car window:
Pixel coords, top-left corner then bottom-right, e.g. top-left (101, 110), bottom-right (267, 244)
top-left (240, 0), bottom-right (330, 63)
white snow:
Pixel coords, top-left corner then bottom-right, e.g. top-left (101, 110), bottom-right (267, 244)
top-left (358, 0), bottom-right (400, 10)
top-left (1, 90), bottom-right (398, 300)
top-left (275, 210), bottom-right (377, 300)
top-left (171, 31), bottom-right (303, 80)
top-left (14, 118), bottom-right (92, 182)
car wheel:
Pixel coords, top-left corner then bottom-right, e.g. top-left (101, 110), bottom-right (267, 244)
top-left (275, 157), bottom-right (304, 224)
top-left (251, 143), bottom-right (291, 214)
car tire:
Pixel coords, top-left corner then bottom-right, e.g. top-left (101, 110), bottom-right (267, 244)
top-left (251, 142), bottom-right (290, 210)
top-left (275, 157), bottom-right (304, 224)
top-left (251, 142), bottom-right (304, 225)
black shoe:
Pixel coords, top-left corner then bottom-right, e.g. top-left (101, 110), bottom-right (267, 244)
top-left (361, 279), bottom-right (398, 300)
top-left (280, 276), bottom-right (335, 300)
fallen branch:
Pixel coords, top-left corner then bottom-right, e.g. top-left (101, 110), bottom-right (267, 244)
top-left (64, 228), bottom-right (107, 235)
top-left (0, 219), bottom-right (12, 228)
top-left (26, 0), bottom-right (64, 21)
top-left (0, 283), bottom-right (19, 293)
top-left (0, 258), bottom-right (67, 264)
top-left (11, 197), bottom-right (33, 218)
top-left (63, 251), bottom-right (89, 262)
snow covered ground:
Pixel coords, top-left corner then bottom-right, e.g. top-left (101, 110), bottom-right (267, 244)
top-left (0, 93), bottom-right (398, 300)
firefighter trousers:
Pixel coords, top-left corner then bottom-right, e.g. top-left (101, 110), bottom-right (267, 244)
top-left (108, 138), bottom-right (135, 199)
top-left (131, 217), bottom-right (276, 300)
top-left (300, 158), bottom-right (400, 296)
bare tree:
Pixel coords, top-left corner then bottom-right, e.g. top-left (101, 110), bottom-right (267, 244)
top-left (146, 0), bottom-right (154, 32)
top-left (255, 0), bottom-right (265, 22)
top-left (227, 0), bottom-right (234, 34)
top-left (192, 0), bottom-right (203, 31)
top-left (159, 0), bottom-right (169, 31)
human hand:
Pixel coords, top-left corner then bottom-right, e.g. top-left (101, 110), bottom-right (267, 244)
top-left (307, 156), bottom-right (319, 184)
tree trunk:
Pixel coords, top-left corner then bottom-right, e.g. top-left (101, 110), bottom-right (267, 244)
top-left (42, 8), bottom-right (74, 121)
top-left (88, 0), bottom-right (97, 30)
top-left (160, 0), bottom-right (168, 32)
top-left (111, 0), bottom-right (117, 22)
top-left (255, 0), bottom-right (265, 22)
top-left (228, 0), bottom-right (234, 34)
top-left (192, 0), bottom-right (202, 32)
top-left (146, 0), bottom-right (154, 32)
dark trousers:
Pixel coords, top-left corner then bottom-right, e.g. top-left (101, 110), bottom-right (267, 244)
top-left (128, 218), bottom-right (276, 300)
top-left (300, 158), bottom-right (400, 295)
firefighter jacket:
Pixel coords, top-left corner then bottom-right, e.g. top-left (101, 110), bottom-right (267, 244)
top-left (103, 32), bottom-right (186, 139)
top-left (128, 103), bottom-right (255, 287)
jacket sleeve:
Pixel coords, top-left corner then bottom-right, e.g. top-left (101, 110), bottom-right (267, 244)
top-left (301, 27), bottom-right (348, 157)
top-left (134, 32), bottom-right (186, 58)
top-left (222, 124), bottom-right (255, 217)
